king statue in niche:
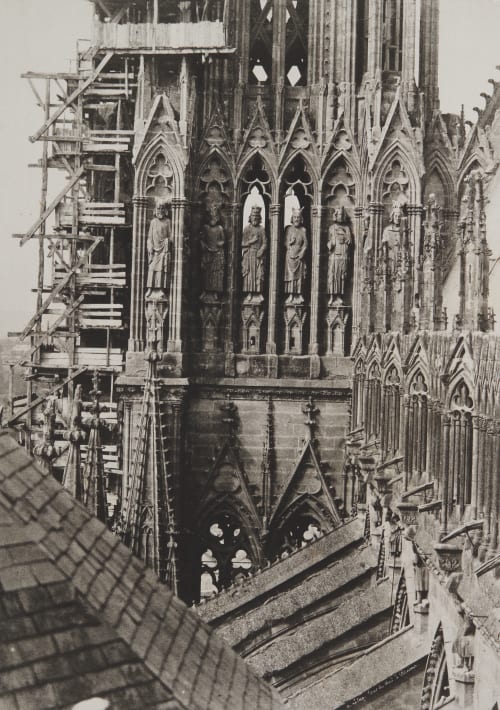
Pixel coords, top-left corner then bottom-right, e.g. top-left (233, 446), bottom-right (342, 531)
top-left (241, 205), bottom-right (268, 301)
top-left (146, 201), bottom-right (171, 300)
top-left (327, 206), bottom-right (352, 304)
top-left (284, 207), bottom-right (308, 304)
top-left (382, 202), bottom-right (407, 266)
top-left (200, 203), bottom-right (225, 297)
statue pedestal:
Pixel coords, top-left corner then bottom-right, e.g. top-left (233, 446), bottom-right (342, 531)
top-left (241, 296), bottom-right (265, 354)
top-left (413, 601), bottom-right (429, 634)
top-left (200, 292), bottom-right (223, 352)
top-left (284, 302), bottom-right (307, 355)
top-left (326, 298), bottom-right (350, 356)
top-left (451, 667), bottom-right (475, 708)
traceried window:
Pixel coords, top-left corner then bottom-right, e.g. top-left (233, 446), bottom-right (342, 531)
top-left (271, 511), bottom-right (323, 559)
top-left (249, 0), bottom-right (274, 84)
top-left (248, 0), bottom-right (309, 86)
top-left (285, 0), bottom-right (308, 86)
top-left (199, 512), bottom-right (255, 598)
top-left (382, 0), bottom-right (404, 71)
top-left (449, 381), bottom-right (473, 510)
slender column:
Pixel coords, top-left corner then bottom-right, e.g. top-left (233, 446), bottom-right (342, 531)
top-left (352, 207), bottom-right (364, 348)
top-left (272, 0), bottom-right (286, 136)
top-left (482, 421), bottom-right (494, 553)
top-left (401, 0), bottom-right (417, 110)
top-left (225, 202), bottom-right (240, 364)
top-left (440, 413), bottom-right (451, 536)
top-left (419, 0), bottom-right (440, 119)
top-left (367, 0), bottom-right (383, 78)
top-left (477, 418), bottom-right (486, 517)
top-left (403, 394), bottom-right (410, 489)
top-left (407, 205), bottom-right (422, 333)
top-left (371, 204), bottom-right (385, 332)
top-left (434, 404), bottom-right (442, 493)
top-left (471, 415), bottom-right (480, 517)
top-left (487, 422), bottom-right (498, 556)
top-left (309, 204), bottom-right (324, 355)
top-left (122, 400), bottom-right (132, 500)
top-left (266, 204), bottom-right (281, 354)
top-left (424, 399), bottom-right (433, 478)
top-left (129, 196), bottom-right (148, 351)
top-left (167, 198), bottom-right (187, 352)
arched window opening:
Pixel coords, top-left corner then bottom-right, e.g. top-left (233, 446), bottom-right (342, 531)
top-left (249, 0), bottom-right (274, 84)
top-left (356, 0), bottom-right (370, 84)
top-left (353, 359), bottom-right (365, 429)
top-left (382, 365), bottom-right (401, 460)
top-left (199, 512), bottom-right (255, 598)
top-left (449, 381), bottom-right (473, 510)
top-left (271, 510), bottom-right (323, 559)
top-left (285, 0), bottom-right (308, 86)
top-left (382, 0), bottom-right (404, 72)
top-left (407, 370), bottom-right (429, 479)
top-left (365, 362), bottom-right (382, 439)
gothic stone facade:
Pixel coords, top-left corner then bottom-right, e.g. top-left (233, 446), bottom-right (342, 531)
top-left (16, 1), bottom-right (500, 707)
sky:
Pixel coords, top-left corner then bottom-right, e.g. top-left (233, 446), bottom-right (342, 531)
top-left (1, 0), bottom-right (500, 338)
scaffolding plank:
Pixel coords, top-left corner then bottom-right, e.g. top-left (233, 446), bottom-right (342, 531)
top-left (30, 51), bottom-right (113, 143)
top-left (7, 367), bottom-right (87, 426)
top-left (19, 167), bottom-right (85, 246)
top-left (19, 238), bottom-right (102, 340)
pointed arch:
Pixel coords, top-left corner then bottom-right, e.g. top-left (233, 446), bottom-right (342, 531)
top-left (237, 149), bottom-right (277, 201)
top-left (421, 623), bottom-right (451, 710)
top-left (352, 343), bottom-right (367, 429)
top-left (372, 143), bottom-right (421, 206)
top-left (196, 149), bottom-right (235, 209)
top-left (134, 133), bottom-right (186, 199)
top-left (267, 494), bottom-right (333, 560)
top-left (279, 150), bottom-right (318, 199)
top-left (197, 497), bottom-right (263, 597)
top-left (424, 153), bottom-right (456, 211)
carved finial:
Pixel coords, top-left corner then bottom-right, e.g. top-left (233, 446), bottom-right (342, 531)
top-left (303, 396), bottom-right (319, 442)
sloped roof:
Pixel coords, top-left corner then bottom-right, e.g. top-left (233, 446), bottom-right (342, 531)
top-left (0, 431), bottom-right (283, 710)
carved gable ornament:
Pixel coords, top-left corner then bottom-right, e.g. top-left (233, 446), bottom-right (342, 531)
top-left (133, 93), bottom-right (184, 164)
top-left (195, 400), bottom-right (260, 527)
top-left (270, 437), bottom-right (341, 529)
top-left (200, 103), bottom-right (233, 156)
top-left (280, 101), bottom-right (319, 165)
top-left (237, 96), bottom-right (275, 162)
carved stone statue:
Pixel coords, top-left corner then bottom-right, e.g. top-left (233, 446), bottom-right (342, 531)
top-left (284, 207), bottom-right (308, 302)
top-left (382, 202), bottom-right (407, 264)
top-left (146, 201), bottom-right (171, 299)
top-left (453, 617), bottom-right (475, 672)
top-left (201, 203), bottom-right (225, 295)
top-left (327, 206), bottom-right (352, 301)
top-left (241, 205), bottom-right (267, 298)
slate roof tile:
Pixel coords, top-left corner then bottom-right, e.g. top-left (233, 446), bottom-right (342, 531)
top-left (0, 432), bottom-right (283, 710)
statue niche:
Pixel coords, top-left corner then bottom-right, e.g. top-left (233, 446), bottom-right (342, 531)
top-left (241, 205), bottom-right (267, 302)
top-left (381, 202), bottom-right (408, 273)
top-left (146, 200), bottom-right (171, 299)
top-left (145, 200), bottom-right (171, 360)
top-left (327, 206), bottom-right (352, 304)
top-left (284, 207), bottom-right (308, 305)
top-left (200, 202), bottom-right (225, 297)
top-left (240, 204), bottom-right (267, 354)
